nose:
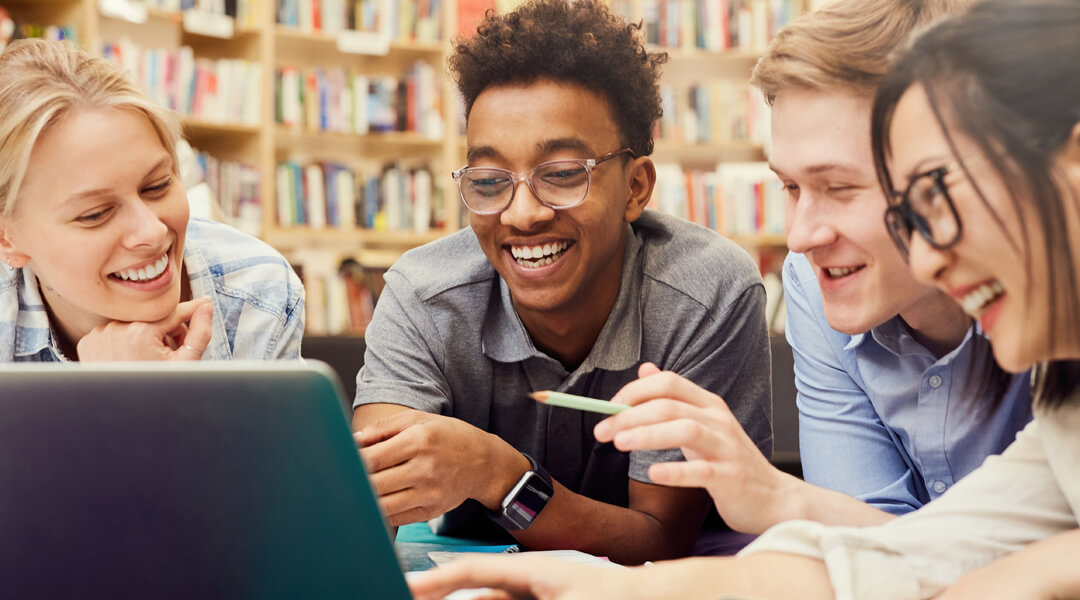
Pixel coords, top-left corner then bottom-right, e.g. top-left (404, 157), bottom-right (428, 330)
top-left (907, 232), bottom-right (950, 287)
top-left (121, 198), bottom-right (169, 249)
top-left (785, 193), bottom-right (837, 254)
top-left (499, 178), bottom-right (556, 231)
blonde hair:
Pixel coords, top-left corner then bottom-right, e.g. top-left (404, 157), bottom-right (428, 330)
top-left (750, 0), bottom-right (974, 105)
top-left (0, 39), bottom-right (181, 217)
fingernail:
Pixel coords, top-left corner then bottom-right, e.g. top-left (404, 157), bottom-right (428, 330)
top-left (611, 394), bottom-right (625, 404)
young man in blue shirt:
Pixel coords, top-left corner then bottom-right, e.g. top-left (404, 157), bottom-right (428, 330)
top-left (585, 0), bottom-right (1030, 536)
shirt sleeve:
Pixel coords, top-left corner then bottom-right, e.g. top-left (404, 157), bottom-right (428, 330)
top-left (783, 253), bottom-right (922, 513)
top-left (740, 416), bottom-right (1076, 600)
top-left (675, 281), bottom-right (773, 456)
top-left (266, 268), bottom-right (306, 360)
top-left (353, 270), bottom-right (452, 414)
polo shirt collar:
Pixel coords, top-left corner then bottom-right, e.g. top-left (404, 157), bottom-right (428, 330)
top-left (481, 224), bottom-right (644, 372)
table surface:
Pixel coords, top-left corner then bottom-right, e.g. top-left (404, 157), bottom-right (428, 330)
top-left (394, 523), bottom-right (516, 572)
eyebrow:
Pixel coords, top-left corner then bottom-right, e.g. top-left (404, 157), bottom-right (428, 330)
top-left (63, 156), bottom-right (173, 205)
top-left (768, 162), bottom-right (864, 178)
top-left (905, 155), bottom-right (950, 179)
top-left (466, 137), bottom-right (596, 165)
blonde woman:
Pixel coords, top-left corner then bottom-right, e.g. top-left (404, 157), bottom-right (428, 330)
top-left (0, 39), bottom-right (304, 362)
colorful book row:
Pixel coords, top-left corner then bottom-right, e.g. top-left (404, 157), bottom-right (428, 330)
top-left (277, 0), bottom-right (442, 42)
top-left (652, 162), bottom-right (784, 236)
top-left (611, 0), bottom-right (802, 53)
top-left (101, 0), bottom-right (263, 30)
top-left (300, 258), bottom-right (384, 336)
top-left (275, 61), bottom-right (442, 137)
top-left (192, 149), bottom-right (263, 235)
top-left (657, 82), bottom-right (769, 146)
top-left (103, 39), bottom-right (262, 125)
top-left (275, 160), bottom-right (437, 232)
top-left (0, 7), bottom-right (76, 53)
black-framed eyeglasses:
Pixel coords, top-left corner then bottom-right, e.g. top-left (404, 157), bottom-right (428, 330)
top-left (451, 148), bottom-right (636, 215)
top-left (884, 165), bottom-right (964, 257)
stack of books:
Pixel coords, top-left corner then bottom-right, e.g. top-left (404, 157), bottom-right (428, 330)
top-left (277, 0), bottom-right (442, 42)
top-left (652, 162), bottom-right (785, 237)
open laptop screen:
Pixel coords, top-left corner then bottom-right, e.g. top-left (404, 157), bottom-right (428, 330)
top-left (0, 361), bottom-right (411, 599)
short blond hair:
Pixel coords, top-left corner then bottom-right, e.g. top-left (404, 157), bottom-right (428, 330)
top-left (750, 0), bottom-right (973, 104)
top-left (0, 39), bottom-right (181, 217)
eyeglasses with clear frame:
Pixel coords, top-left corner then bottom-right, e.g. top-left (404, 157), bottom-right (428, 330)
top-left (451, 148), bottom-right (636, 215)
top-left (884, 164), bottom-right (965, 257)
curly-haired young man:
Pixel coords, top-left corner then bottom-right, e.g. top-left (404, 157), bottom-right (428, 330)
top-left (351, 0), bottom-right (770, 564)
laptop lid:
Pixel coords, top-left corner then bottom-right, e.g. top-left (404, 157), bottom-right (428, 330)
top-left (0, 360), bottom-right (412, 599)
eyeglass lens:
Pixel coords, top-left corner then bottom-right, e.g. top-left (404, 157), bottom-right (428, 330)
top-left (458, 161), bottom-right (590, 213)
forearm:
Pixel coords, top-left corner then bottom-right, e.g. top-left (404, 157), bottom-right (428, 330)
top-left (781, 473), bottom-right (896, 528)
top-left (511, 482), bottom-right (708, 565)
top-left (627, 553), bottom-right (835, 600)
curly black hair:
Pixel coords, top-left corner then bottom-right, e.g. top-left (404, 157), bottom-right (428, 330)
top-left (448, 0), bottom-right (667, 157)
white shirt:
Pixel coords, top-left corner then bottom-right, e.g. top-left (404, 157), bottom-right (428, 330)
top-left (741, 376), bottom-right (1078, 600)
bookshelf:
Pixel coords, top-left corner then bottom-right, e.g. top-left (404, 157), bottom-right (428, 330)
top-left (4, 0), bottom-right (461, 334)
top-left (4, 0), bottom-right (799, 334)
top-left (2, 0), bottom-right (461, 254)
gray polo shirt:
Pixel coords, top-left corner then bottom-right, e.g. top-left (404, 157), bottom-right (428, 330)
top-left (356, 210), bottom-right (772, 527)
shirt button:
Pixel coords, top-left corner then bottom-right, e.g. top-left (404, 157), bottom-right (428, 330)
top-left (932, 480), bottom-right (948, 494)
top-left (929, 375), bottom-right (943, 388)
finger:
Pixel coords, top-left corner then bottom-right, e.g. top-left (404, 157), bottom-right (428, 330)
top-left (647, 459), bottom-right (728, 489)
top-left (155, 297), bottom-right (211, 332)
top-left (171, 302), bottom-right (213, 361)
top-left (383, 502), bottom-right (439, 528)
top-left (355, 411), bottom-right (426, 447)
top-left (611, 417), bottom-right (725, 456)
top-left (359, 430), bottom-right (422, 474)
top-left (408, 556), bottom-right (560, 600)
top-left (637, 361), bottom-right (662, 378)
top-left (366, 458), bottom-right (424, 497)
top-left (595, 398), bottom-right (719, 443)
top-left (613, 371), bottom-right (730, 411)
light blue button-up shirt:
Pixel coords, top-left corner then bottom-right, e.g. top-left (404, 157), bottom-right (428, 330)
top-left (783, 252), bottom-right (1032, 514)
top-left (0, 218), bottom-right (305, 362)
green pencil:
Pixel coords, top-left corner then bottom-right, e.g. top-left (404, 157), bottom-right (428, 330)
top-left (529, 391), bottom-right (629, 415)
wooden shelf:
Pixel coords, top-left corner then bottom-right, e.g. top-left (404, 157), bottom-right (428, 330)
top-left (182, 119), bottom-right (261, 136)
top-left (274, 127), bottom-right (444, 161)
top-left (265, 226), bottom-right (448, 252)
top-left (273, 26), bottom-right (442, 55)
top-left (652, 141), bottom-right (766, 165)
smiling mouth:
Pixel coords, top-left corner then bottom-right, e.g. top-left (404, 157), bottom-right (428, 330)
top-left (110, 253), bottom-right (169, 283)
top-left (509, 241), bottom-right (574, 268)
top-left (959, 280), bottom-right (1005, 318)
top-left (824, 265), bottom-right (865, 279)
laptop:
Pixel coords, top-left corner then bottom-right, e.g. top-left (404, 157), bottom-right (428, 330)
top-left (0, 360), bottom-right (412, 599)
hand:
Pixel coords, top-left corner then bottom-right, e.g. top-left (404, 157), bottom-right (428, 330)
top-left (355, 411), bottom-right (529, 527)
top-left (408, 555), bottom-right (654, 600)
top-left (592, 363), bottom-right (794, 535)
top-left (76, 298), bottom-right (213, 362)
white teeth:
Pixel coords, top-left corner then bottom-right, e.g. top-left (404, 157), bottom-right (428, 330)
top-left (115, 254), bottom-right (169, 283)
top-left (510, 241), bottom-right (570, 267)
top-left (960, 280), bottom-right (1004, 316)
top-left (827, 266), bottom-right (861, 278)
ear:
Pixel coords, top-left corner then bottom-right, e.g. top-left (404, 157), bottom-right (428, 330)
top-left (0, 221), bottom-right (29, 269)
top-left (623, 156), bottom-right (656, 223)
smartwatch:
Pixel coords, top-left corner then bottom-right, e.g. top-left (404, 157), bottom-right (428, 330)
top-left (489, 453), bottom-right (554, 531)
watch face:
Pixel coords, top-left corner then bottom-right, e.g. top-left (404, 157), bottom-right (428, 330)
top-left (502, 472), bottom-right (554, 530)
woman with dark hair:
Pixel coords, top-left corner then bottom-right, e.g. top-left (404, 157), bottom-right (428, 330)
top-left (408, 0), bottom-right (1080, 598)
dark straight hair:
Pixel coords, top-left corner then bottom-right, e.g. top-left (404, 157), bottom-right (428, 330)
top-left (870, 0), bottom-right (1080, 409)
